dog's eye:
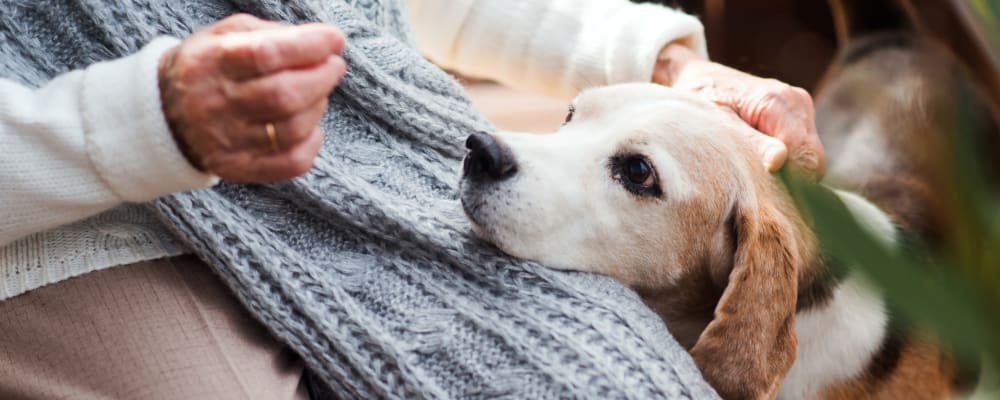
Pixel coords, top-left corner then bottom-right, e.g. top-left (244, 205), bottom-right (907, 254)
top-left (625, 157), bottom-right (654, 186)
top-left (563, 104), bottom-right (575, 125)
top-left (611, 155), bottom-right (662, 198)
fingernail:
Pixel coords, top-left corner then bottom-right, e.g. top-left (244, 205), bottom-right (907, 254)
top-left (763, 146), bottom-right (783, 170)
top-left (328, 55), bottom-right (346, 70)
top-left (764, 146), bottom-right (780, 161)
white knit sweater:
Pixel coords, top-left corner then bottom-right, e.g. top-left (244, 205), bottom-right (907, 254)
top-left (0, 0), bottom-right (705, 299)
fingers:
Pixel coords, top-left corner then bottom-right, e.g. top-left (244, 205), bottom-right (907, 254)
top-left (786, 127), bottom-right (827, 180)
top-left (209, 13), bottom-right (284, 34)
top-left (162, 15), bottom-right (345, 183)
top-left (724, 76), bottom-right (825, 178)
top-left (219, 23), bottom-right (346, 80)
top-left (669, 58), bottom-right (828, 178)
top-left (234, 99), bottom-right (329, 151)
top-left (270, 100), bottom-right (329, 151)
top-left (204, 126), bottom-right (325, 182)
top-left (752, 86), bottom-right (826, 179)
top-left (759, 116), bottom-right (823, 177)
top-left (746, 130), bottom-right (789, 173)
top-left (226, 55), bottom-right (346, 119)
top-left (245, 126), bottom-right (325, 181)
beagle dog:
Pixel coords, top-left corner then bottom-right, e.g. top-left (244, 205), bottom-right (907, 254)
top-left (459, 35), bottom-right (975, 400)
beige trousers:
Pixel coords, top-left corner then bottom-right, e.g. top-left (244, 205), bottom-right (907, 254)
top-left (0, 255), bottom-right (309, 400)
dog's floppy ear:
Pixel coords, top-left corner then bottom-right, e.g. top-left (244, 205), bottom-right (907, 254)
top-left (692, 200), bottom-right (800, 400)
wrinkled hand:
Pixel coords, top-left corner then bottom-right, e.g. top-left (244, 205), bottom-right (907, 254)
top-left (653, 43), bottom-right (826, 180)
top-left (159, 14), bottom-right (347, 183)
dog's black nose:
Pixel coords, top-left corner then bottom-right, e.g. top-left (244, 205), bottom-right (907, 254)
top-left (464, 132), bottom-right (517, 181)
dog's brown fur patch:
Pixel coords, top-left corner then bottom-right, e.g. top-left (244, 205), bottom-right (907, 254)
top-left (817, 336), bottom-right (957, 399)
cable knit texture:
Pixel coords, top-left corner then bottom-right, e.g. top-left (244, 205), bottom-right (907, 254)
top-left (0, 1), bottom-right (718, 398)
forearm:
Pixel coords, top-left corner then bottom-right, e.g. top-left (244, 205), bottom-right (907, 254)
top-left (0, 37), bottom-right (216, 246)
top-left (406, 0), bottom-right (707, 99)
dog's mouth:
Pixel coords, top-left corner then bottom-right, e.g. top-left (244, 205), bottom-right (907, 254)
top-left (458, 172), bottom-right (508, 242)
top-left (460, 194), bottom-right (498, 244)
top-left (459, 196), bottom-right (482, 226)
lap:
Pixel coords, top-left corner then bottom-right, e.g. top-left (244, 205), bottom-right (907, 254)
top-left (0, 255), bottom-right (307, 400)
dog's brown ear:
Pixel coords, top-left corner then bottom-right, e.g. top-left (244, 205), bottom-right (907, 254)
top-left (692, 202), bottom-right (800, 400)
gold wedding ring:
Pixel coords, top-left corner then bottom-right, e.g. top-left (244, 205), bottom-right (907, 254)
top-left (265, 123), bottom-right (279, 153)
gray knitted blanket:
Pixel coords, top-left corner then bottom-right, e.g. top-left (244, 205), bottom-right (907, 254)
top-left (0, 1), bottom-right (718, 398)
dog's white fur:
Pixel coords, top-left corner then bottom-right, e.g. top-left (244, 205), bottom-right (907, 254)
top-left (463, 84), bottom-right (751, 288)
top-left (461, 83), bottom-right (895, 399)
top-left (783, 272), bottom-right (888, 399)
top-left (781, 192), bottom-right (894, 399)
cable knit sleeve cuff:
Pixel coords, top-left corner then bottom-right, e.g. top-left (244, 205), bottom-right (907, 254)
top-left (80, 36), bottom-right (219, 203)
top-left (602, 4), bottom-right (708, 85)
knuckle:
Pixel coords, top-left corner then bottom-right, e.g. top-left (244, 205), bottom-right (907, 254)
top-left (779, 84), bottom-right (807, 101)
top-left (771, 84), bottom-right (792, 97)
top-left (268, 86), bottom-right (302, 114)
top-left (760, 81), bottom-right (810, 109)
top-left (286, 118), bottom-right (316, 142)
top-left (219, 39), bottom-right (255, 68)
top-left (757, 90), bottom-right (783, 109)
top-left (219, 79), bottom-right (241, 103)
top-left (793, 87), bottom-right (814, 106)
top-left (287, 155), bottom-right (315, 177)
top-left (252, 39), bottom-right (279, 74)
top-left (327, 59), bottom-right (347, 81)
top-left (230, 13), bottom-right (257, 22)
top-left (222, 13), bottom-right (259, 28)
top-left (288, 142), bottom-right (319, 175)
top-left (292, 162), bottom-right (314, 177)
top-left (172, 49), bottom-right (205, 82)
top-left (182, 95), bottom-right (226, 122)
top-left (761, 78), bottom-right (784, 90)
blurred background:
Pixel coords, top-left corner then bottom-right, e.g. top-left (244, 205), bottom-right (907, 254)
top-left (468, 0), bottom-right (1000, 130)
top-left (644, 0), bottom-right (837, 90)
top-left (645, 0), bottom-right (1000, 104)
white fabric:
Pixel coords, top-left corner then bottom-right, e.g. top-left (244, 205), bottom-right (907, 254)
top-left (0, 38), bottom-right (214, 299)
top-left (0, 204), bottom-right (186, 300)
top-left (0, 37), bottom-right (217, 248)
top-left (407, 0), bottom-right (707, 99)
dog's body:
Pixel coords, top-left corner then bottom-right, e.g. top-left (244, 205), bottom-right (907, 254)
top-left (459, 34), bottom-right (978, 399)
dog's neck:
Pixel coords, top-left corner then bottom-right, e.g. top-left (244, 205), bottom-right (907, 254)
top-left (778, 188), bottom-right (896, 399)
top-left (828, 189), bottom-right (899, 247)
top-left (792, 187), bottom-right (898, 312)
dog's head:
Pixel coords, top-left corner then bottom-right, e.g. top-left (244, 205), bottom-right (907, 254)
top-left (460, 83), bottom-right (809, 399)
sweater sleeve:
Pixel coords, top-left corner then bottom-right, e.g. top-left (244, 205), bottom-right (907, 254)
top-left (405, 0), bottom-right (707, 99)
top-left (0, 37), bottom-right (218, 246)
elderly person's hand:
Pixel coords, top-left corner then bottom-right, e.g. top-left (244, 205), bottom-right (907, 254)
top-left (653, 42), bottom-right (826, 180)
top-left (159, 14), bottom-right (347, 183)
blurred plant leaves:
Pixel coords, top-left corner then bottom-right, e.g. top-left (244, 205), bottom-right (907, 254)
top-left (778, 79), bottom-right (1000, 398)
top-left (971, 0), bottom-right (998, 24)
top-left (781, 169), bottom-right (1000, 370)
top-left (777, 8), bottom-right (1000, 385)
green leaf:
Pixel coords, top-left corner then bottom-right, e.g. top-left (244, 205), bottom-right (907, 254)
top-left (780, 170), bottom-right (1000, 369)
